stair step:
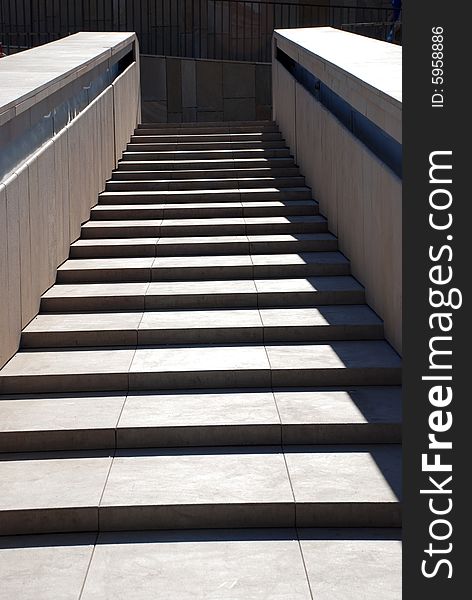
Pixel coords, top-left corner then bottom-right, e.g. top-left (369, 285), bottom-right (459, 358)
top-left (0, 340), bottom-right (401, 394)
top-left (117, 158), bottom-right (296, 171)
top-left (138, 120), bottom-right (276, 129)
top-left (105, 176), bottom-right (306, 191)
top-left (56, 252), bottom-right (350, 283)
top-left (0, 387), bottom-right (401, 452)
top-left (40, 276), bottom-right (365, 312)
top-left (81, 216), bottom-right (329, 239)
top-left (134, 126), bottom-right (280, 136)
top-left (127, 140), bottom-right (286, 150)
top-left (70, 233), bottom-right (338, 258)
top-left (98, 187), bottom-right (312, 204)
top-left (0, 528), bottom-right (401, 598)
top-left (71, 238), bottom-right (158, 258)
top-left (131, 131), bottom-right (284, 142)
top-left (122, 149), bottom-right (291, 161)
top-left (21, 305), bottom-right (384, 348)
top-left (112, 167), bottom-right (301, 180)
top-left (91, 201), bottom-right (317, 220)
top-left (0, 444), bottom-right (400, 534)
top-left (135, 125), bottom-right (279, 135)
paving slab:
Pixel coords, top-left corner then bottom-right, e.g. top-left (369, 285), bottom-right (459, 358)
top-left (71, 238), bottom-right (158, 258)
top-left (244, 215), bottom-right (328, 234)
top-left (0, 392), bottom-right (125, 451)
top-left (81, 220), bottom-right (161, 238)
top-left (81, 529), bottom-right (312, 600)
top-left (159, 217), bottom-right (246, 236)
top-left (285, 444), bottom-right (401, 526)
top-left (0, 533), bottom-right (96, 600)
top-left (57, 258), bottom-right (154, 283)
top-left (145, 279), bottom-right (258, 308)
top-left (275, 387), bottom-right (401, 443)
top-left (259, 305), bottom-right (383, 341)
top-left (151, 254), bottom-right (253, 280)
top-left (117, 389), bottom-right (280, 447)
top-left (156, 235), bottom-right (250, 256)
top-left (100, 447), bottom-right (294, 529)
top-left (251, 252), bottom-right (350, 277)
top-left (255, 276), bottom-right (365, 305)
top-left (298, 528), bottom-right (402, 599)
top-left (0, 348), bottom-right (135, 394)
top-left (129, 345), bottom-right (271, 389)
top-left (138, 308), bottom-right (264, 344)
top-left (0, 451), bottom-right (112, 534)
top-left (22, 311), bottom-right (143, 347)
top-left (41, 283), bottom-right (149, 311)
top-left (265, 341), bottom-right (401, 386)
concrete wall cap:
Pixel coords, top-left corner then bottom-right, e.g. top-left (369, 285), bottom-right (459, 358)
top-left (274, 27), bottom-right (402, 107)
top-left (0, 32), bottom-right (137, 123)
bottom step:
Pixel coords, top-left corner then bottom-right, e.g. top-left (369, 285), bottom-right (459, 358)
top-left (0, 528), bottom-right (401, 600)
top-left (0, 444), bottom-right (401, 535)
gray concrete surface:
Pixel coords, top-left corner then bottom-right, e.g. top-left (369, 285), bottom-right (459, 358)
top-left (141, 55), bottom-right (272, 123)
top-left (0, 33), bottom-right (141, 368)
top-left (273, 27), bottom-right (402, 351)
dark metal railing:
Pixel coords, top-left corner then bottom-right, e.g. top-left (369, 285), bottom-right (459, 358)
top-left (0, 1), bottom-right (399, 60)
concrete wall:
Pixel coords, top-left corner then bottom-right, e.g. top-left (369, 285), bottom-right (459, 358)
top-left (273, 27), bottom-right (402, 351)
top-left (0, 33), bottom-right (141, 368)
top-left (141, 55), bottom-right (271, 123)
top-left (1, 1), bottom-right (393, 59)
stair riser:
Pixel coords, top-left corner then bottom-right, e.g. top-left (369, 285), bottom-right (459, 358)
top-left (105, 177), bottom-right (306, 192)
top-left (0, 422), bottom-right (401, 454)
top-left (40, 289), bottom-right (365, 312)
top-left (70, 239), bottom-right (338, 259)
top-left (127, 141), bottom-right (286, 151)
top-left (0, 368), bottom-right (401, 395)
top-left (117, 159), bottom-right (296, 171)
top-left (137, 120), bottom-right (276, 128)
top-left (134, 126), bottom-right (280, 135)
top-left (21, 323), bottom-right (384, 348)
top-left (98, 192), bottom-right (312, 205)
top-left (57, 263), bottom-right (350, 284)
top-left (70, 244), bottom-right (157, 258)
top-left (131, 133), bottom-right (283, 143)
top-left (123, 149), bottom-right (291, 160)
top-left (0, 423), bottom-right (401, 454)
top-left (123, 151), bottom-right (291, 161)
top-left (91, 205), bottom-right (317, 220)
top-left (81, 221), bottom-right (329, 238)
top-left (112, 168), bottom-right (301, 180)
top-left (0, 503), bottom-right (400, 536)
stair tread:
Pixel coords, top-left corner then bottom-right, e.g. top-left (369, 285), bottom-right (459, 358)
top-left (0, 386), bottom-right (401, 453)
top-left (112, 168), bottom-right (301, 179)
top-left (0, 527), bottom-right (401, 599)
top-left (83, 215), bottom-right (325, 226)
top-left (0, 340), bottom-right (401, 396)
top-left (0, 444), bottom-right (400, 534)
top-left (0, 387), bottom-right (401, 433)
top-left (43, 276), bottom-right (362, 299)
top-left (22, 305), bottom-right (382, 337)
top-left (100, 186), bottom-right (311, 196)
top-left (92, 201), bottom-right (315, 211)
top-left (73, 233), bottom-right (335, 247)
top-left (123, 149), bottom-right (290, 156)
top-left (59, 252), bottom-right (348, 270)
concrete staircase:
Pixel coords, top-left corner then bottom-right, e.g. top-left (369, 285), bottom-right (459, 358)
top-left (0, 121), bottom-right (401, 597)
